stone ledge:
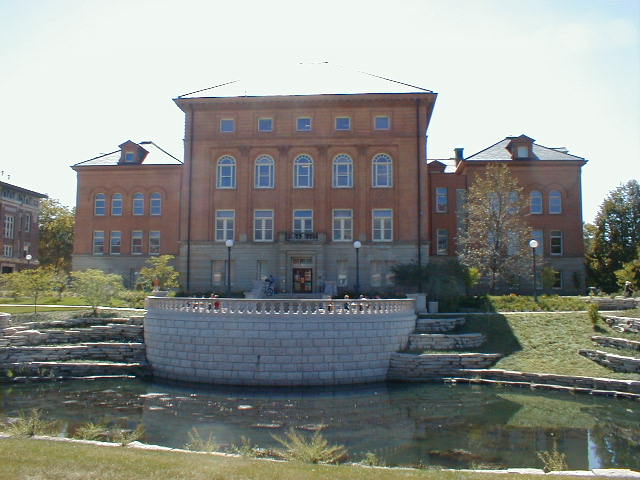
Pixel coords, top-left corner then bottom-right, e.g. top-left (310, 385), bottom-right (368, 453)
top-left (604, 315), bottom-right (640, 334)
top-left (408, 333), bottom-right (485, 350)
top-left (592, 335), bottom-right (640, 352)
top-left (415, 317), bottom-right (465, 333)
top-left (387, 352), bottom-right (502, 379)
top-left (578, 349), bottom-right (640, 374)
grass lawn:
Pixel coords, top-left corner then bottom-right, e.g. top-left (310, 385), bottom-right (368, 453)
top-left (447, 312), bottom-right (640, 380)
top-left (0, 438), bottom-right (594, 480)
top-left (0, 306), bottom-right (86, 314)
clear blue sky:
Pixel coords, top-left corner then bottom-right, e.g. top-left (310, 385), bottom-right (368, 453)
top-left (0, 0), bottom-right (638, 223)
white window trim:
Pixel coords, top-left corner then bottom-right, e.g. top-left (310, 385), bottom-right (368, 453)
top-left (124, 151), bottom-right (136, 162)
top-left (111, 194), bottom-right (123, 216)
top-left (150, 193), bottom-right (162, 216)
top-left (94, 194), bottom-right (106, 216)
top-left (93, 231), bottom-right (105, 255)
top-left (149, 231), bottom-right (161, 256)
top-left (435, 187), bottom-right (448, 213)
top-left (436, 229), bottom-right (449, 255)
top-left (293, 209), bottom-right (313, 234)
top-left (372, 153), bottom-right (393, 188)
top-left (215, 210), bottom-right (235, 242)
top-left (258, 117), bottom-right (273, 132)
top-left (253, 210), bottom-right (274, 242)
top-left (24, 214), bottom-right (31, 232)
top-left (530, 190), bottom-right (543, 214)
top-left (216, 155), bottom-right (237, 189)
top-left (293, 154), bottom-right (314, 189)
top-left (549, 190), bottom-right (562, 214)
top-left (335, 116), bottom-right (351, 131)
top-left (296, 117), bottom-right (312, 131)
top-left (255, 155), bottom-right (275, 189)
top-left (133, 193), bottom-right (145, 216)
top-left (332, 209), bottom-right (353, 242)
top-left (374, 115), bottom-right (390, 130)
top-left (372, 209), bottom-right (393, 242)
top-left (332, 154), bottom-right (353, 188)
top-left (110, 231), bottom-right (122, 255)
top-left (550, 230), bottom-right (563, 256)
top-left (131, 231), bottom-right (144, 255)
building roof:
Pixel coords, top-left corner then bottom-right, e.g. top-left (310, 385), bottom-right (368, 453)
top-left (0, 180), bottom-right (47, 198)
top-left (72, 141), bottom-right (182, 167)
top-left (427, 159), bottom-right (457, 173)
top-left (176, 63), bottom-right (434, 99)
top-left (465, 137), bottom-right (586, 162)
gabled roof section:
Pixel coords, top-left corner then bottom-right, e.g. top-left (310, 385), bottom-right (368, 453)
top-left (0, 180), bottom-right (47, 198)
top-left (73, 141), bottom-right (182, 168)
top-left (176, 63), bottom-right (434, 99)
top-left (464, 137), bottom-right (586, 162)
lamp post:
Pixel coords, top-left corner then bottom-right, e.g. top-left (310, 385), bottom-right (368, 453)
top-left (25, 254), bottom-right (32, 269)
top-left (353, 241), bottom-right (361, 296)
top-left (225, 239), bottom-right (234, 297)
top-left (529, 239), bottom-right (539, 302)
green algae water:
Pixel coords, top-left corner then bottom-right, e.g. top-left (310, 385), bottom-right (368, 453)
top-left (1, 378), bottom-right (638, 470)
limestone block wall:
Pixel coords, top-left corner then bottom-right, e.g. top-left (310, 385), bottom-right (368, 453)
top-left (578, 349), bottom-right (640, 374)
top-left (415, 317), bottom-right (465, 333)
top-left (408, 333), bottom-right (485, 351)
top-left (592, 335), bottom-right (640, 352)
top-left (589, 297), bottom-right (640, 310)
top-left (1, 343), bottom-right (145, 364)
top-left (2, 324), bottom-right (143, 346)
top-left (0, 312), bottom-right (9, 330)
top-left (387, 352), bottom-right (502, 379)
top-left (145, 297), bottom-right (416, 386)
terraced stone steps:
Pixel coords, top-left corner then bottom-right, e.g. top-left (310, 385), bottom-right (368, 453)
top-left (6, 361), bottom-right (147, 378)
top-left (592, 335), bottom-right (640, 352)
top-left (578, 350), bottom-right (640, 373)
top-left (604, 315), bottom-right (640, 333)
top-left (1, 342), bottom-right (145, 363)
top-left (408, 333), bottom-right (485, 351)
top-left (415, 317), bottom-right (465, 333)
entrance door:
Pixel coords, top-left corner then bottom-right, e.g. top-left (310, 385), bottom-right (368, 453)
top-left (293, 268), bottom-right (313, 293)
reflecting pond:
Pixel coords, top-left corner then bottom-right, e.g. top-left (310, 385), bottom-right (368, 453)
top-left (1, 378), bottom-right (639, 470)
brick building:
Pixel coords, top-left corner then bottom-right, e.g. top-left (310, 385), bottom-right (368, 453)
top-left (1, 180), bottom-right (47, 274)
top-left (71, 80), bottom-right (587, 294)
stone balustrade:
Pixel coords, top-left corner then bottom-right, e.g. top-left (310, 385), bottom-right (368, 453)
top-left (146, 296), bottom-right (415, 316)
top-left (578, 349), bottom-right (640, 374)
top-left (145, 296), bottom-right (417, 386)
top-left (592, 335), bottom-right (640, 352)
top-left (408, 333), bottom-right (485, 351)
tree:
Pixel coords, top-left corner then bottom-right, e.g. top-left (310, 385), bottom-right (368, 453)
top-left (391, 260), bottom-right (472, 299)
top-left (614, 247), bottom-right (640, 291)
top-left (586, 180), bottom-right (640, 292)
top-left (70, 269), bottom-right (124, 315)
top-left (138, 255), bottom-right (180, 291)
top-left (457, 163), bottom-right (531, 293)
top-left (38, 198), bottom-right (75, 273)
top-left (1, 267), bottom-right (56, 313)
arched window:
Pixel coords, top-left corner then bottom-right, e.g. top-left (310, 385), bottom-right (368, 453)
top-left (111, 193), bottom-right (123, 216)
top-left (372, 153), bottom-right (393, 187)
top-left (294, 154), bottom-right (313, 188)
top-left (333, 154), bottom-right (353, 188)
top-left (94, 193), bottom-right (106, 216)
top-left (530, 190), bottom-right (543, 214)
top-left (549, 190), bottom-right (562, 214)
top-left (133, 193), bottom-right (144, 216)
top-left (255, 155), bottom-right (274, 188)
top-left (508, 190), bottom-right (519, 215)
top-left (217, 155), bottom-right (236, 189)
top-left (150, 192), bottom-right (162, 216)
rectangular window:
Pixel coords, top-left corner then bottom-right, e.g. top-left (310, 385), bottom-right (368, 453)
top-left (215, 210), bottom-right (235, 241)
top-left (517, 146), bottom-right (528, 158)
top-left (110, 231), bottom-right (122, 255)
top-left (93, 231), bottom-right (105, 255)
top-left (149, 231), bottom-right (161, 255)
top-left (124, 151), bottom-right (135, 162)
top-left (258, 118), bottom-right (273, 132)
top-left (211, 260), bottom-right (225, 285)
top-left (293, 209), bottom-right (313, 234)
top-left (337, 259), bottom-right (348, 287)
top-left (332, 209), bottom-right (353, 241)
top-left (22, 242), bottom-right (30, 256)
top-left (550, 230), bottom-right (563, 256)
top-left (254, 210), bottom-right (273, 242)
top-left (374, 116), bottom-right (390, 130)
top-left (532, 229), bottom-right (543, 256)
top-left (335, 117), bottom-right (351, 130)
top-left (24, 214), bottom-right (31, 232)
top-left (150, 194), bottom-right (162, 216)
top-left (296, 117), bottom-right (312, 131)
top-left (372, 209), bottom-right (393, 242)
top-left (111, 195), bottom-right (123, 216)
top-left (131, 230), bottom-right (143, 255)
top-left (507, 231), bottom-right (519, 256)
top-left (4, 215), bottom-right (14, 238)
top-left (436, 229), bottom-right (449, 255)
top-left (3, 245), bottom-right (13, 257)
top-left (133, 194), bottom-right (144, 216)
top-left (436, 187), bottom-right (448, 213)
top-left (220, 118), bottom-right (235, 133)
top-left (553, 270), bottom-right (563, 289)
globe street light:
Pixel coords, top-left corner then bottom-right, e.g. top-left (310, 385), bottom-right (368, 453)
top-left (225, 239), bottom-right (234, 297)
top-left (529, 239), bottom-right (539, 302)
top-left (353, 241), bottom-right (362, 296)
top-left (25, 254), bottom-right (32, 268)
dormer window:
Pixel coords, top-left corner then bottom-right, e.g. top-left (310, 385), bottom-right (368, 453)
top-left (124, 151), bottom-right (135, 163)
top-left (516, 146), bottom-right (528, 158)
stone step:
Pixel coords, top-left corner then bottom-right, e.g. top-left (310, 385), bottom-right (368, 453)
top-left (408, 333), bottom-right (485, 351)
top-left (3, 361), bottom-right (149, 378)
top-left (578, 349), bottom-right (640, 374)
top-left (415, 317), bottom-right (465, 333)
top-left (592, 335), bottom-right (640, 352)
top-left (1, 342), bottom-right (146, 363)
top-left (387, 352), bottom-right (502, 379)
top-left (603, 315), bottom-right (640, 334)
top-left (2, 324), bottom-right (143, 346)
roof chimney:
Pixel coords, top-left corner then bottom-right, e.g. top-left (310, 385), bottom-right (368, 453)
top-left (454, 147), bottom-right (464, 166)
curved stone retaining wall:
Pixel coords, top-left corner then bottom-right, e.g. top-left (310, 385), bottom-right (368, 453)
top-left (144, 297), bottom-right (416, 386)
